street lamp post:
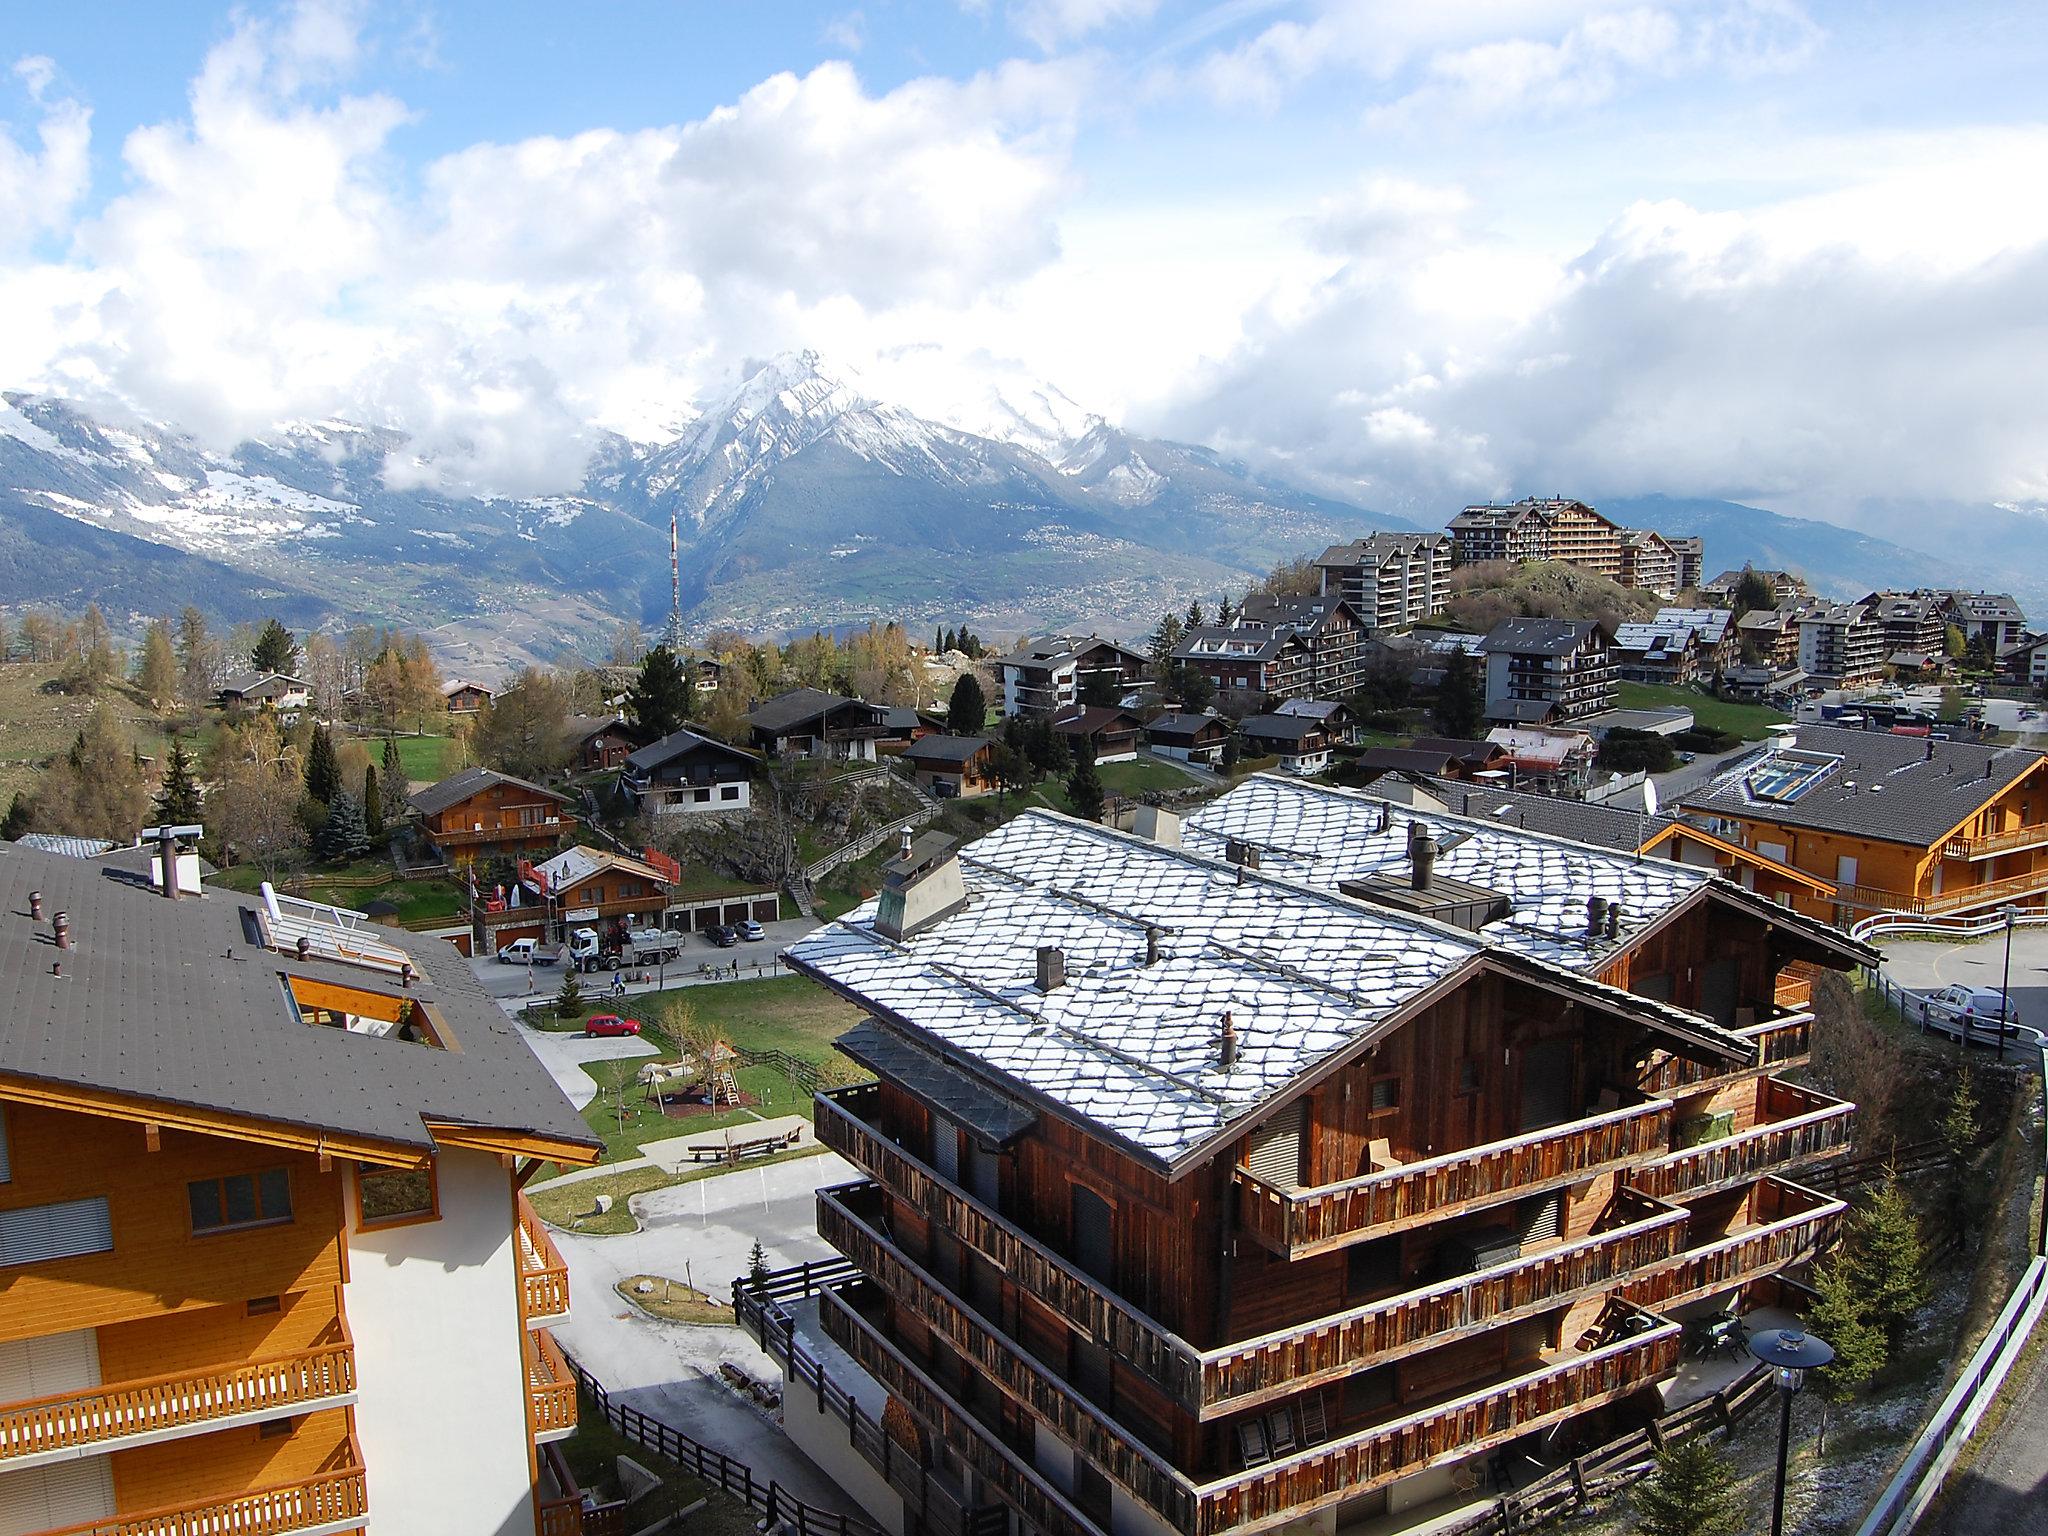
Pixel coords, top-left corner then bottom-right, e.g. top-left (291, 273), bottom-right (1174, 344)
top-left (1749, 1327), bottom-right (1834, 1536)
top-left (1998, 904), bottom-right (2019, 1064)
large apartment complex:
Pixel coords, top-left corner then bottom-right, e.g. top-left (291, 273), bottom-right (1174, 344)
top-left (756, 779), bottom-right (1869, 1536)
top-left (0, 841), bottom-right (598, 1536)
top-left (1171, 598), bottom-right (1369, 702)
top-left (1478, 618), bottom-right (1616, 724)
top-left (1312, 534), bottom-right (1452, 630)
top-left (1445, 500), bottom-right (1698, 596)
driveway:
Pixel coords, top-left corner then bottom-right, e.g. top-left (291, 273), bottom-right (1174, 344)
top-left (469, 916), bottom-right (821, 1000)
top-left (1877, 931), bottom-right (2048, 1053)
top-left (548, 1152), bottom-right (860, 1517)
top-left (514, 1021), bottom-right (656, 1110)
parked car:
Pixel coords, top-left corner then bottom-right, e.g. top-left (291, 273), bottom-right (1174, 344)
top-left (739, 919), bottom-right (766, 942)
top-left (710, 924), bottom-right (739, 948)
top-left (581, 1014), bottom-right (642, 1039)
top-left (497, 938), bottom-right (557, 966)
top-left (1921, 983), bottom-right (2021, 1039)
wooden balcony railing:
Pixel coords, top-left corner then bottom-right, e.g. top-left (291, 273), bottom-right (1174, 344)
top-left (1623, 1179), bottom-right (1846, 1310)
top-left (537, 1497), bottom-right (583, 1536)
top-left (527, 1328), bottom-right (577, 1442)
top-left (518, 1193), bottom-right (571, 1324)
top-left (1944, 822), bottom-right (2048, 860)
top-left (44, 1447), bottom-right (367, 1536)
top-left (1629, 1080), bottom-right (1854, 1201)
top-left (1637, 1013), bottom-right (1812, 1101)
top-left (817, 1086), bottom-right (1206, 1410)
top-left (0, 1331), bottom-right (355, 1468)
top-left (429, 820), bottom-right (571, 848)
top-left (823, 1279), bottom-right (1679, 1536)
top-left (824, 1177), bottom-right (1684, 1441)
top-left (1835, 867), bottom-right (2048, 918)
top-left (1773, 965), bottom-right (1819, 1011)
top-left (1234, 1098), bottom-right (1675, 1258)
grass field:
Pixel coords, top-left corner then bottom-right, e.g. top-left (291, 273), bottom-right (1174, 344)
top-left (209, 854), bottom-right (463, 922)
top-left (0, 664), bottom-right (183, 806)
top-left (1617, 682), bottom-right (1788, 740)
top-left (389, 734), bottom-right (463, 783)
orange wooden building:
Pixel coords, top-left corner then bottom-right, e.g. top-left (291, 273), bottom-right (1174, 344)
top-left (0, 845), bottom-right (600, 1535)
top-left (749, 776), bottom-right (1872, 1536)
top-left (410, 766), bottom-right (576, 866)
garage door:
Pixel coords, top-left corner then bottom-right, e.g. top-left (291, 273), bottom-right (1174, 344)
top-left (752, 898), bottom-right (779, 922)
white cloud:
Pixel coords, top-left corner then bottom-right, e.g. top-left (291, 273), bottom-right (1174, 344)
top-left (1011, 0), bottom-right (1164, 51)
top-left (0, 56), bottom-right (92, 253)
top-left (822, 11), bottom-right (867, 53)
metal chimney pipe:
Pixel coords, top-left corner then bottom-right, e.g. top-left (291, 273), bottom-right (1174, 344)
top-left (401, 962), bottom-right (415, 991)
top-left (1408, 820), bottom-right (1436, 892)
top-left (1606, 902), bottom-right (1621, 939)
top-left (27, 891), bottom-right (41, 921)
top-left (158, 826), bottom-right (180, 901)
top-left (52, 912), bottom-right (70, 951)
top-left (899, 826), bottom-right (914, 859)
top-left (1145, 926), bottom-right (1162, 966)
top-left (1586, 896), bottom-right (1608, 938)
top-left (1219, 1010), bottom-right (1238, 1070)
top-left (296, 936), bottom-right (311, 961)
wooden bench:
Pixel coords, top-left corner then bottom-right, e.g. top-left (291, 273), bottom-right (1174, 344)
top-left (684, 1128), bottom-right (803, 1163)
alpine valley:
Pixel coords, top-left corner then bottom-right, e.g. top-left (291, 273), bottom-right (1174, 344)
top-left (0, 353), bottom-right (2008, 667)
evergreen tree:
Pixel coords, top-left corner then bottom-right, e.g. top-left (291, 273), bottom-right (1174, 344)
top-left (934, 626), bottom-right (945, 655)
top-left (1149, 611), bottom-right (1184, 680)
top-left (1171, 663), bottom-right (1216, 713)
top-left (381, 735), bottom-right (409, 808)
top-left (1065, 746), bottom-right (1105, 823)
top-left (304, 724), bottom-right (341, 807)
top-left (1218, 594), bottom-right (1237, 625)
top-left (748, 1238), bottom-right (771, 1287)
top-left (1221, 732), bottom-right (1241, 773)
top-left (153, 735), bottom-right (202, 824)
top-left (250, 618), bottom-right (299, 675)
top-left (628, 646), bottom-right (694, 739)
top-left (1434, 649), bottom-right (1485, 739)
top-left (362, 763), bottom-right (384, 839)
top-left (1, 794), bottom-right (29, 840)
top-left (1079, 670), bottom-right (1121, 708)
top-left (1185, 598), bottom-right (1206, 629)
top-left (948, 674), bottom-right (987, 736)
top-left (1855, 1174), bottom-right (1930, 1348)
top-left (314, 791), bottom-right (370, 863)
top-left (554, 967), bottom-right (584, 1021)
top-left (1630, 1437), bottom-right (1743, 1536)
top-left (1940, 1068), bottom-right (1981, 1241)
top-left (1733, 567), bottom-right (1774, 617)
top-left (1806, 1256), bottom-right (1888, 1401)
top-left (135, 618), bottom-right (179, 712)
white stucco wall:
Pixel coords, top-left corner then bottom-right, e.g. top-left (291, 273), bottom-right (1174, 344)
top-left (344, 1149), bottom-right (536, 1536)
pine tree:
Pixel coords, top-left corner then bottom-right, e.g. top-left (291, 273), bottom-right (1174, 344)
top-left (381, 736), bottom-right (409, 808)
top-left (1434, 649), bottom-right (1485, 739)
top-left (628, 646), bottom-right (693, 739)
top-left (934, 626), bottom-right (944, 655)
top-left (748, 1239), bottom-right (771, 1287)
top-left (1185, 598), bottom-right (1206, 629)
top-left (362, 763), bottom-right (384, 839)
top-left (1, 794), bottom-right (29, 840)
top-left (1631, 1436), bottom-right (1743, 1536)
top-left (1806, 1255), bottom-right (1887, 1400)
top-left (314, 791), bottom-right (370, 863)
top-left (555, 968), bottom-right (584, 1021)
top-left (1148, 611), bottom-right (1184, 680)
top-left (948, 674), bottom-right (987, 736)
top-left (1941, 1068), bottom-right (1981, 1241)
top-left (304, 724), bottom-right (341, 807)
top-left (153, 735), bottom-right (202, 824)
top-left (1221, 732), bottom-right (1241, 773)
top-left (1855, 1174), bottom-right (1930, 1348)
top-left (135, 618), bottom-right (179, 713)
top-left (250, 618), bottom-right (298, 675)
top-left (1218, 594), bottom-right (1237, 625)
top-left (1065, 748), bottom-right (1105, 823)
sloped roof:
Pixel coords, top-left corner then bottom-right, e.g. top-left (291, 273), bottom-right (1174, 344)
top-left (1240, 714), bottom-right (1322, 743)
top-left (624, 727), bottom-right (757, 773)
top-left (1480, 618), bottom-right (1606, 656)
top-left (903, 735), bottom-right (991, 766)
top-left (530, 844), bottom-right (668, 893)
top-left (747, 687), bottom-right (886, 735)
top-left (409, 765), bottom-right (571, 818)
top-left (1051, 706), bottom-right (1142, 736)
top-left (564, 713), bottom-right (633, 745)
top-left (1144, 711), bottom-right (1227, 740)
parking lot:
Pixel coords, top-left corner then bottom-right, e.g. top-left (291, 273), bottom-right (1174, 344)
top-left (466, 915), bottom-right (821, 999)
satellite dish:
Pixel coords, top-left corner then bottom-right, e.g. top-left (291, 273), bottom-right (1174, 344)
top-left (1643, 779), bottom-right (1661, 817)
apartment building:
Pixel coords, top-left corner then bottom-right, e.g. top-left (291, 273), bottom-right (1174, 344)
top-left (1618, 532), bottom-right (1682, 598)
top-left (1736, 608), bottom-right (1804, 669)
top-left (0, 841), bottom-right (597, 1536)
top-left (1667, 538), bottom-right (1705, 593)
top-left (1699, 570), bottom-right (1811, 609)
top-left (1940, 592), bottom-right (2027, 653)
top-left (1448, 499), bottom-right (1625, 578)
top-left (1173, 599), bottom-right (1368, 702)
top-left (1478, 619), bottom-right (1616, 724)
top-left (410, 767), bottom-right (576, 867)
top-left (1795, 604), bottom-right (1886, 688)
top-left (759, 779), bottom-right (1868, 1536)
top-left (1312, 534), bottom-right (1451, 631)
top-left (1611, 621), bottom-right (1701, 687)
top-left (1683, 726), bottom-right (2048, 918)
top-left (1859, 593), bottom-right (1946, 664)
top-left (998, 639), bottom-right (1151, 720)
top-left (1653, 609), bottom-right (1737, 675)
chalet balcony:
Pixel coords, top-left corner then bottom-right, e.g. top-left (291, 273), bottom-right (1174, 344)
top-left (822, 1278), bottom-right (1679, 1536)
top-left (0, 1325), bottom-right (356, 1472)
top-left (428, 820), bottom-right (570, 848)
top-left (40, 1438), bottom-right (367, 1536)
top-left (1233, 1097), bottom-right (1675, 1259)
top-left (518, 1192), bottom-right (571, 1324)
top-left (1622, 1178), bottom-right (1846, 1312)
top-left (821, 1178), bottom-right (1686, 1430)
top-left (1628, 1079), bottom-right (1853, 1201)
top-left (1944, 822), bottom-right (2048, 860)
top-left (1636, 1011), bottom-right (1813, 1101)
top-left (526, 1328), bottom-right (577, 1443)
top-left (1834, 867), bottom-right (2048, 917)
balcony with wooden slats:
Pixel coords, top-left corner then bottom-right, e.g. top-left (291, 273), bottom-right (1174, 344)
top-left (1637, 1011), bottom-right (1813, 1101)
top-left (1627, 1078), bottom-right (1853, 1201)
top-left (518, 1193), bottom-right (571, 1325)
top-left (1623, 1178), bottom-right (1846, 1312)
top-left (823, 1275), bottom-right (1679, 1536)
top-left (1233, 1097), bottom-right (1675, 1259)
top-left (816, 1085), bottom-right (1207, 1411)
top-left (42, 1435), bottom-right (368, 1536)
top-left (0, 1324), bottom-right (356, 1473)
top-left (526, 1328), bottom-right (577, 1444)
top-left (1944, 821), bottom-right (2048, 860)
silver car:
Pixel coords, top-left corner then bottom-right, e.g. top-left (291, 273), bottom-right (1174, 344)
top-left (1922, 983), bottom-right (2019, 1038)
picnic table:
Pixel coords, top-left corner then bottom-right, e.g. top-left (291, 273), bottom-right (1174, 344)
top-left (683, 1126), bottom-right (803, 1164)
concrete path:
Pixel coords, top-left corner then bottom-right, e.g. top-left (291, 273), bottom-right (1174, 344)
top-left (514, 1021), bottom-right (657, 1110)
top-left (549, 1153), bottom-right (861, 1518)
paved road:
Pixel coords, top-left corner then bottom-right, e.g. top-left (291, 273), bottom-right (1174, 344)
top-left (469, 916), bottom-right (820, 999)
top-left (1924, 1331), bottom-right (2048, 1536)
top-left (1877, 932), bottom-right (2048, 1053)
top-left (513, 1020), bottom-right (656, 1110)
top-left (548, 1153), bottom-right (860, 1517)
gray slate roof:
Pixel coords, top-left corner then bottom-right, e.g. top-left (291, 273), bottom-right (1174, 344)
top-left (747, 687), bottom-right (885, 735)
top-left (1144, 711), bottom-right (1227, 741)
top-left (1480, 618), bottom-right (1605, 656)
top-left (0, 844), bottom-right (597, 1156)
top-left (1682, 725), bottom-right (2047, 847)
top-left (409, 764), bottom-right (570, 819)
top-left (1418, 778), bottom-right (1679, 851)
top-left (624, 727), bottom-right (757, 773)
top-left (903, 735), bottom-right (991, 766)
top-left (1240, 714), bottom-right (1322, 744)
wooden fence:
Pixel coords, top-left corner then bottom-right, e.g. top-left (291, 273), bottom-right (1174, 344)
top-left (565, 1349), bottom-right (881, 1536)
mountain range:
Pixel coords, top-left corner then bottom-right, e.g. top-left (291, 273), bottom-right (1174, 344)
top-left (0, 355), bottom-right (2029, 671)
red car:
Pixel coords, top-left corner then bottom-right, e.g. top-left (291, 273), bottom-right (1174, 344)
top-left (581, 1014), bottom-right (642, 1039)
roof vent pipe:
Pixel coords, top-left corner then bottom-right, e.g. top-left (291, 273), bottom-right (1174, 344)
top-left (899, 826), bottom-right (914, 860)
top-left (1035, 946), bottom-right (1065, 993)
top-left (401, 962), bottom-right (415, 991)
top-left (1145, 926), bottom-right (1162, 966)
top-left (296, 936), bottom-right (312, 961)
top-left (52, 912), bottom-right (70, 951)
top-left (1408, 820), bottom-right (1436, 891)
top-left (1586, 896), bottom-right (1608, 938)
top-left (27, 891), bottom-right (40, 921)
top-left (1606, 902), bottom-right (1621, 939)
top-left (1219, 1010), bottom-right (1238, 1070)
top-left (157, 825), bottom-right (180, 901)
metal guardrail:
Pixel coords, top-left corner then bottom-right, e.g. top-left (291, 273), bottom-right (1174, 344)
top-left (804, 806), bottom-right (940, 883)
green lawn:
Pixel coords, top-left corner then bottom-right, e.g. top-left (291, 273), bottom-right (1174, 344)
top-left (208, 855), bottom-right (461, 923)
top-left (1616, 683), bottom-right (1788, 741)
top-left (391, 734), bottom-right (463, 783)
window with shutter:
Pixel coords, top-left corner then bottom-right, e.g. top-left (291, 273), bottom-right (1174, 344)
top-left (930, 1113), bottom-right (960, 1183)
top-left (0, 1199), bottom-right (113, 1267)
top-left (1517, 1193), bottom-right (1565, 1247)
top-left (1245, 1100), bottom-right (1305, 1189)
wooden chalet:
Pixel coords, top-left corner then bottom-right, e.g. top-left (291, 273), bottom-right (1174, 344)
top-left (1052, 706), bottom-right (1145, 763)
top-left (1238, 714), bottom-right (1331, 775)
top-left (1145, 710), bottom-right (1231, 764)
top-left (753, 775), bottom-right (1873, 1536)
top-left (901, 735), bottom-right (998, 799)
top-left (409, 766), bottom-right (574, 864)
top-left (749, 688), bottom-right (891, 762)
top-left (441, 678), bottom-right (495, 714)
top-left (565, 712), bottom-right (637, 772)
top-left (622, 727), bottom-right (758, 816)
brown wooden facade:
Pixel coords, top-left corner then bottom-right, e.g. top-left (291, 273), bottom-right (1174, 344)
top-left (805, 894), bottom-right (1859, 1536)
top-left (416, 778), bottom-right (575, 864)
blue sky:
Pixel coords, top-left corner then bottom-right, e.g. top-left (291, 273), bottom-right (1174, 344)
top-left (2, 1), bottom-right (2045, 524)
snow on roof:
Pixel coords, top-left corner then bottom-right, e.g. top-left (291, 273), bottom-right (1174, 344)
top-left (788, 810), bottom-right (1485, 1166)
top-left (1183, 774), bottom-right (1710, 972)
